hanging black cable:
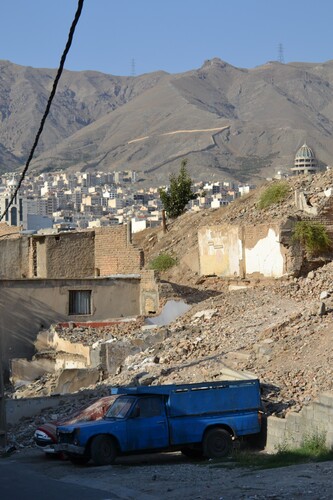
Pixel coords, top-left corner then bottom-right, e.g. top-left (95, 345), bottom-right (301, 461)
top-left (0, 0), bottom-right (84, 222)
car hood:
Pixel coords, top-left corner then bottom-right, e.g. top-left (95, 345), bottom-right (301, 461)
top-left (57, 417), bottom-right (120, 433)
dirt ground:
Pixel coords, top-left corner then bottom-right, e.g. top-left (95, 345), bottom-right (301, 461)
top-left (4, 448), bottom-right (333, 500)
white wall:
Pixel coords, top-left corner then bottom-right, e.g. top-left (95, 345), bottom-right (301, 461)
top-left (131, 218), bottom-right (147, 233)
top-left (245, 228), bottom-right (284, 277)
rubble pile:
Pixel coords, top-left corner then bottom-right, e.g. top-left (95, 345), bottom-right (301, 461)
top-left (55, 318), bottom-right (145, 346)
top-left (98, 274), bottom-right (332, 415)
top-left (7, 388), bottom-right (109, 448)
top-left (7, 258), bottom-right (333, 448)
top-left (6, 171), bottom-right (333, 448)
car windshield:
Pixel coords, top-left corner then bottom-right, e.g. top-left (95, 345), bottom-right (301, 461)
top-left (105, 396), bottom-right (134, 419)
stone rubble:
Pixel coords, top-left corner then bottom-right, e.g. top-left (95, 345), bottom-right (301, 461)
top-left (5, 170), bottom-right (333, 449)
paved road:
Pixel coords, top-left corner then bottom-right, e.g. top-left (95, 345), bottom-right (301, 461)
top-left (0, 458), bottom-right (110, 500)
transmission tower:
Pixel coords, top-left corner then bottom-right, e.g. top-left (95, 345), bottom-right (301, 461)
top-left (278, 43), bottom-right (285, 63)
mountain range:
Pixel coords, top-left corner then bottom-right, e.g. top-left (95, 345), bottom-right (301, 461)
top-left (1, 58), bottom-right (333, 185)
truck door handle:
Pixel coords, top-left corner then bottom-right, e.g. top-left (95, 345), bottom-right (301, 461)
top-left (157, 421), bottom-right (165, 424)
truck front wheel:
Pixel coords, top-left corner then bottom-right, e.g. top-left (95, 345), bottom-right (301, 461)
top-left (90, 435), bottom-right (117, 466)
top-left (203, 428), bottom-right (232, 458)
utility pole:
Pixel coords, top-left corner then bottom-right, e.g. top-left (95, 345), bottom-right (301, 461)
top-left (162, 210), bottom-right (168, 233)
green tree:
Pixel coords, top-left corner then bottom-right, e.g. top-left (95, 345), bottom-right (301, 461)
top-left (159, 159), bottom-right (197, 218)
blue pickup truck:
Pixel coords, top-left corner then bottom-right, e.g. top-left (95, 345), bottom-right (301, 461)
top-left (56, 379), bottom-right (263, 465)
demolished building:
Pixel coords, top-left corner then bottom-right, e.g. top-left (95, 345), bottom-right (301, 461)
top-left (198, 181), bottom-right (333, 279)
top-left (0, 225), bottom-right (159, 379)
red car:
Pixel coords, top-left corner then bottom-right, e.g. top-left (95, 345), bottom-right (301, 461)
top-left (34, 396), bottom-right (115, 455)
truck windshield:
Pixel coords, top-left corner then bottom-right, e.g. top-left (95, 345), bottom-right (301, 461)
top-left (105, 396), bottom-right (134, 419)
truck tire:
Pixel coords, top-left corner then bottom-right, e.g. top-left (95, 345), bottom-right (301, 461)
top-left (203, 428), bottom-right (232, 458)
top-left (90, 435), bottom-right (117, 466)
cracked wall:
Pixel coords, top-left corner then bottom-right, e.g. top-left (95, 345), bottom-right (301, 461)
top-left (199, 222), bottom-right (296, 278)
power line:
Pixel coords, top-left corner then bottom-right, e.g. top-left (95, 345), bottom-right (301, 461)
top-left (0, 0), bottom-right (85, 223)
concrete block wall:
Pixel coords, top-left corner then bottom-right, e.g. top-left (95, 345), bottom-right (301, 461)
top-left (6, 392), bottom-right (98, 426)
top-left (94, 226), bottom-right (144, 275)
top-left (266, 391), bottom-right (333, 452)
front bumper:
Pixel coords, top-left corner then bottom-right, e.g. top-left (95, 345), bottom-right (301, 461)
top-left (54, 443), bottom-right (85, 455)
top-left (36, 443), bottom-right (57, 454)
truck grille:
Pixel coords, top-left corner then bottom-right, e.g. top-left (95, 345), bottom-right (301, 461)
top-left (58, 432), bottom-right (74, 444)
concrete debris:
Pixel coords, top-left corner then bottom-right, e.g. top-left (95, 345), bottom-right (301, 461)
top-left (192, 309), bottom-right (218, 320)
top-left (5, 169), bottom-right (333, 449)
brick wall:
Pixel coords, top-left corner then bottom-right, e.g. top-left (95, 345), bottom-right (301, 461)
top-left (266, 392), bottom-right (333, 452)
top-left (0, 223), bottom-right (21, 236)
top-left (94, 226), bottom-right (144, 275)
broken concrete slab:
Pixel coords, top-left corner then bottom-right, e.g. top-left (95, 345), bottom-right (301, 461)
top-left (54, 368), bottom-right (100, 394)
top-left (11, 358), bottom-right (56, 387)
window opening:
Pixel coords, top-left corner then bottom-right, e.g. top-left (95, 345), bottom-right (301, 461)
top-left (69, 290), bottom-right (91, 315)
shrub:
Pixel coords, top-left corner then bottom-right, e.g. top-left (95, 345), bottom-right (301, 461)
top-left (292, 220), bottom-right (331, 256)
top-left (257, 182), bottom-right (289, 209)
top-left (211, 433), bottom-right (332, 470)
top-left (149, 253), bottom-right (177, 272)
top-left (298, 432), bottom-right (328, 457)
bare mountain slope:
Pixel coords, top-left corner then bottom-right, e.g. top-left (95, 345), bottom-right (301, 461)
top-left (0, 60), bottom-right (166, 171)
top-left (2, 58), bottom-right (333, 183)
top-left (29, 74), bottom-right (230, 179)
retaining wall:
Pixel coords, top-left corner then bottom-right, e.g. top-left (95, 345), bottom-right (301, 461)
top-left (266, 391), bottom-right (333, 452)
top-left (6, 393), bottom-right (89, 426)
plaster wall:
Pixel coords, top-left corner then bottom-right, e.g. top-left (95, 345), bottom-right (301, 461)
top-left (198, 225), bottom-right (240, 276)
top-left (34, 232), bottom-right (95, 278)
top-left (140, 270), bottom-right (160, 315)
top-left (244, 227), bottom-right (284, 277)
top-left (199, 224), bottom-right (287, 278)
top-left (0, 237), bottom-right (30, 279)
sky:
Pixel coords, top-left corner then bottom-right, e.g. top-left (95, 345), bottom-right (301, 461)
top-left (1, 0), bottom-right (333, 76)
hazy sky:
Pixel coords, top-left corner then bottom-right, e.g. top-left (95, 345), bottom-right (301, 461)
top-left (1, 0), bottom-right (333, 76)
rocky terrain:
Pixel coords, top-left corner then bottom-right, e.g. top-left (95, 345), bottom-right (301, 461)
top-left (6, 171), bottom-right (333, 450)
top-left (3, 58), bottom-right (333, 183)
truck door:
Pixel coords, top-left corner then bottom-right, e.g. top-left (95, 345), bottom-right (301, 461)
top-left (125, 396), bottom-right (169, 451)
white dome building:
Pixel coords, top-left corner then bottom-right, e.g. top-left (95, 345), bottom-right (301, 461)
top-left (291, 143), bottom-right (318, 175)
